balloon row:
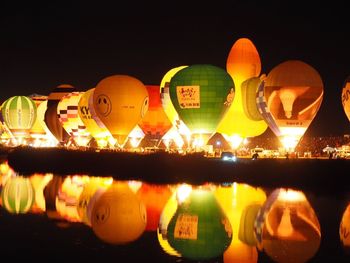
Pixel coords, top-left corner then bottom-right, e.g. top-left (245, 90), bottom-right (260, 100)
top-left (0, 38), bottom-right (325, 150)
top-left (0, 167), bottom-right (324, 263)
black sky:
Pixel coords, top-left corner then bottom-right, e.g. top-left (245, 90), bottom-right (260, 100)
top-left (1, 2), bottom-right (349, 137)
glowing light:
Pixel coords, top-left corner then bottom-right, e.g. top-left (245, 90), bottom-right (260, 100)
top-left (223, 134), bottom-right (243, 150)
top-left (176, 184), bottom-right (192, 204)
top-left (278, 189), bottom-right (306, 203)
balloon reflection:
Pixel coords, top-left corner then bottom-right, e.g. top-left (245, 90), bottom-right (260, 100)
top-left (255, 188), bottom-right (321, 263)
top-left (0, 164), bottom-right (325, 263)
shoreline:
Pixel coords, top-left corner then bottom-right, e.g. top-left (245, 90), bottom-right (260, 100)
top-left (5, 147), bottom-right (350, 196)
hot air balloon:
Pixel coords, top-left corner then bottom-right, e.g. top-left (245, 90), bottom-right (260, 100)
top-left (57, 92), bottom-right (91, 147)
top-left (93, 75), bottom-right (149, 147)
top-left (257, 60), bottom-right (324, 152)
top-left (169, 64), bottom-right (234, 150)
top-left (341, 76), bottom-right (350, 122)
top-left (44, 84), bottom-right (76, 144)
top-left (139, 85), bottom-right (172, 147)
top-left (35, 100), bottom-right (59, 146)
top-left (254, 188), bottom-right (321, 263)
top-left (217, 38), bottom-right (268, 149)
top-left (27, 95), bottom-right (50, 146)
top-left (91, 181), bottom-right (147, 244)
top-left (1, 176), bottom-right (35, 214)
top-left (160, 66), bottom-right (190, 134)
top-left (1, 95), bottom-right (37, 144)
top-left (167, 186), bottom-right (232, 261)
top-left (78, 88), bottom-right (115, 148)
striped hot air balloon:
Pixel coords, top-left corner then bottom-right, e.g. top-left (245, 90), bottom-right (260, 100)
top-left (1, 176), bottom-right (35, 214)
top-left (1, 95), bottom-right (37, 140)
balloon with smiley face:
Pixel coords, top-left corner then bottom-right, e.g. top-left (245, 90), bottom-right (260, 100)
top-left (93, 75), bottom-right (149, 147)
top-left (91, 181), bottom-right (147, 244)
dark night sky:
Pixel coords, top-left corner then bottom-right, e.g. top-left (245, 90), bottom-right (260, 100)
top-left (1, 2), bottom-right (349, 137)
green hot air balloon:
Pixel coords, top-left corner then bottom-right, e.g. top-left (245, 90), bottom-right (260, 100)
top-left (1, 176), bottom-right (35, 214)
top-left (167, 188), bottom-right (232, 261)
top-left (169, 64), bottom-right (234, 147)
top-left (1, 95), bottom-right (37, 139)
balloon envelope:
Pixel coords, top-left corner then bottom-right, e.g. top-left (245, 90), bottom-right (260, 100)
top-left (341, 76), bottom-right (350, 122)
top-left (93, 75), bottom-right (149, 146)
top-left (217, 38), bottom-right (267, 140)
top-left (44, 84), bottom-right (76, 143)
top-left (259, 60), bottom-right (324, 150)
top-left (169, 64), bottom-right (234, 140)
top-left (1, 96), bottom-right (37, 138)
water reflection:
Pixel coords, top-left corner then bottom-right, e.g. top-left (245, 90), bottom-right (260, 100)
top-left (0, 160), bottom-right (349, 262)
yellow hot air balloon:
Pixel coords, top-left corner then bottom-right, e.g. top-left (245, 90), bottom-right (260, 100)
top-left (93, 75), bottom-right (149, 147)
top-left (341, 76), bottom-right (350, 122)
top-left (217, 38), bottom-right (267, 149)
top-left (91, 181), bottom-right (147, 244)
top-left (258, 60), bottom-right (324, 152)
top-left (28, 95), bottom-right (47, 144)
top-left (78, 88), bottom-right (115, 148)
top-left (160, 66), bottom-right (190, 134)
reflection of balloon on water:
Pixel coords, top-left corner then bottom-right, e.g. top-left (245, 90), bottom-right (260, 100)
top-left (136, 183), bottom-right (172, 231)
top-left (1, 96), bottom-right (37, 140)
top-left (169, 64), bottom-right (234, 147)
top-left (91, 181), bottom-right (147, 245)
top-left (217, 38), bottom-right (267, 148)
top-left (29, 173), bottom-right (53, 213)
top-left (167, 186), bottom-right (232, 261)
top-left (214, 183), bottom-right (266, 263)
top-left (1, 176), bottom-right (35, 214)
top-left (340, 203), bottom-right (350, 250)
top-left (341, 76), bottom-right (350, 122)
top-left (77, 177), bottom-right (113, 226)
top-left (254, 188), bottom-right (321, 263)
top-left (258, 60), bottom-right (324, 151)
top-left (93, 75), bottom-right (149, 147)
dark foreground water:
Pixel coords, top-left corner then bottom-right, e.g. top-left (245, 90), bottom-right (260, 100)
top-left (1, 151), bottom-right (350, 263)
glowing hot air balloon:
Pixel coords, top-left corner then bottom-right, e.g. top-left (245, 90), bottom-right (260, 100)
top-left (139, 85), bottom-right (172, 147)
top-left (44, 84), bottom-right (76, 144)
top-left (78, 88), bottom-right (115, 148)
top-left (217, 38), bottom-right (268, 149)
top-left (341, 76), bottom-right (350, 122)
top-left (57, 92), bottom-right (91, 147)
top-left (1, 95), bottom-right (37, 144)
top-left (169, 64), bottom-right (234, 149)
top-left (257, 60), bottom-right (324, 152)
top-left (93, 75), bottom-right (149, 147)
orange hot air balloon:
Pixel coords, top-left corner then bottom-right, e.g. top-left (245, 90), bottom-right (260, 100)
top-left (217, 38), bottom-right (267, 148)
top-left (226, 38), bottom-right (261, 85)
top-left (139, 85), bottom-right (172, 146)
top-left (258, 60), bottom-right (324, 151)
top-left (136, 183), bottom-right (172, 231)
top-left (28, 95), bottom-right (48, 142)
top-left (44, 84), bottom-right (76, 144)
top-left (93, 75), bottom-right (149, 147)
top-left (341, 76), bottom-right (350, 122)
